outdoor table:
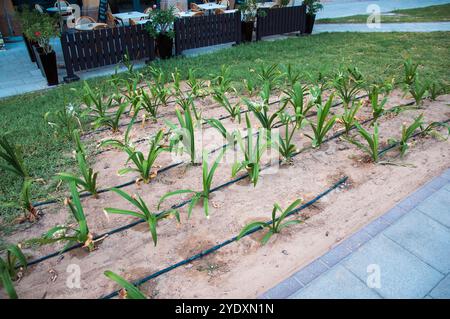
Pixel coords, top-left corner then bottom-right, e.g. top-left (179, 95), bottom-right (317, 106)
top-left (177, 11), bottom-right (197, 18)
top-left (74, 23), bottom-right (108, 31)
top-left (257, 2), bottom-right (276, 8)
top-left (113, 11), bottom-right (149, 22)
top-left (197, 3), bottom-right (228, 14)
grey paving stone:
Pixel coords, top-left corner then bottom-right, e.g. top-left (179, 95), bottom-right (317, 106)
top-left (397, 186), bottom-right (435, 211)
top-left (364, 217), bottom-right (391, 237)
top-left (264, 276), bottom-right (304, 299)
top-left (425, 176), bottom-right (449, 191)
top-left (444, 183), bottom-right (450, 192)
top-left (380, 205), bottom-right (409, 224)
top-left (384, 210), bottom-right (450, 274)
top-left (416, 188), bottom-right (450, 228)
top-left (429, 274), bottom-right (450, 299)
top-left (441, 169), bottom-right (450, 181)
top-left (341, 229), bottom-right (372, 252)
top-left (292, 259), bottom-right (328, 285)
top-left (290, 265), bottom-right (380, 299)
top-left (343, 235), bottom-right (443, 299)
top-left (319, 243), bottom-right (352, 268)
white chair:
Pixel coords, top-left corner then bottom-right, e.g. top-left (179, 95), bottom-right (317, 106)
top-left (218, 0), bottom-right (229, 9)
top-left (35, 4), bottom-right (44, 13)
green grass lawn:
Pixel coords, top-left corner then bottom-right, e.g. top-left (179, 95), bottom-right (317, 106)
top-left (0, 31), bottom-right (449, 228)
top-left (317, 4), bottom-right (450, 24)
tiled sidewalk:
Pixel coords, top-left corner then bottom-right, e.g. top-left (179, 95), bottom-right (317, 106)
top-left (261, 168), bottom-right (450, 299)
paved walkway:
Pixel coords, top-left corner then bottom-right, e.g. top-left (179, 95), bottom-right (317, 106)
top-left (314, 22), bottom-right (450, 33)
top-left (316, 0), bottom-right (450, 19)
top-left (261, 168), bottom-right (450, 299)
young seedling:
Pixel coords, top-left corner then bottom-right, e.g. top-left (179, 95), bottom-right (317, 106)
top-left (98, 114), bottom-right (137, 150)
top-left (0, 244), bottom-right (27, 299)
top-left (232, 115), bottom-right (270, 186)
top-left (345, 122), bottom-right (380, 162)
top-left (244, 82), bottom-right (286, 131)
top-left (57, 150), bottom-right (99, 197)
top-left (409, 77), bottom-right (428, 106)
top-left (176, 93), bottom-right (201, 121)
top-left (256, 64), bottom-right (281, 90)
top-left (158, 150), bottom-right (225, 218)
top-left (104, 271), bottom-right (146, 299)
top-left (339, 100), bottom-right (362, 135)
top-left (19, 179), bottom-right (38, 222)
top-left (283, 82), bottom-right (313, 128)
top-left (0, 135), bottom-right (29, 178)
top-left (211, 65), bottom-right (233, 93)
top-left (403, 58), bottom-right (418, 87)
top-left (276, 112), bottom-right (298, 163)
top-left (212, 88), bottom-right (241, 122)
top-left (243, 78), bottom-right (256, 97)
top-left (308, 84), bottom-right (323, 107)
top-left (204, 118), bottom-right (237, 149)
top-left (388, 114), bottom-right (424, 158)
top-left (186, 68), bottom-right (206, 98)
top-left (44, 103), bottom-right (82, 140)
top-left (165, 105), bottom-right (198, 164)
top-left (237, 199), bottom-right (302, 245)
top-left (105, 188), bottom-right (179, 246)
top-left (140, 85), bottom-right (159, 121)
top-left (81, 81), bottom-right (111, 120)
top-left (28, 182), bottom-right (93, 251)
top-left (118, 130), bottom-right (167, 183)
top-left (427, 81), bottom-right (443, 101)
top-left (281, 64), bottom-right (301, 87)
top-left (331, 67), bottom-right (364, 107)
top-left (304, 94), bottom-right (337, 148)
top-left (368, 85), bottom-right (388, 123)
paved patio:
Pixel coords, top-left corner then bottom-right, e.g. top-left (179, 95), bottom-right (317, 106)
top-left (261, 168), bottom-right (450, 299)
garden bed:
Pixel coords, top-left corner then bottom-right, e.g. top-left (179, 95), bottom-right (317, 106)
top-left (1, 62), bottom-right (449, 298)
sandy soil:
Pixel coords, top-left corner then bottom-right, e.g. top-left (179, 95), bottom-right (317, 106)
top-left (2, 88), bottom-right (449, 299)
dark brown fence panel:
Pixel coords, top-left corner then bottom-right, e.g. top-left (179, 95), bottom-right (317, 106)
top-left (256, 5), bottom-right (306, 41)
top-left (61, 24), bottom-right (155, 82)
top-left (174, 12), bottom-right (241, 55)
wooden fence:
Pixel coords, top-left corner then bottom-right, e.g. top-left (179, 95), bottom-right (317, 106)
top-left (174, 12), bottom-right (241, 55)
top-left (60, 24), bottom-right (155, 82)
top-left (256, 5), bottom-right (306, 41)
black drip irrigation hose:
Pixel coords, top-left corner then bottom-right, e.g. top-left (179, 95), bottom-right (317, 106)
top-left (24, 98), bottom-right (416, 268)
top-left (31, 94), bottom-right (368, 208)
top-left (100, 176), bottom-right (349, 299)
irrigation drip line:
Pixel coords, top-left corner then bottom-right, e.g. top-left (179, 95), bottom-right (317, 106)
top-left (24, 99), bottom-right (419, 268)
top-left (32, 94), bottom-right (368, 208)
top-left (100, 176), bottom-right (349, 299)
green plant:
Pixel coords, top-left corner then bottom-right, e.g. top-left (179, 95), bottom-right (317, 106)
top-left (240, 0), bottom-right (267, 22)
top-left (368, 85), bottom-right (388, 123)
top-left (388, 114), bottom-right (425, 158)
top-left (276, 112), bottom-right (298, 163)
top-left (304, 94), bottom-right (337, 147)
top-left (304, 0), bottom-right (324, 15)
top-left (409, 77), bottom-right (428, 106)
top-left (176, 94), bottom-right (201, 121)
top-left (427, 81), bottom-right (444, 101)
top-left (339, 100), bottom-right (362, 135)
top-left (165, 105), bottom-right (198, 164)
top-left (140, 86), bottom-right (160, 121)
top-left (152, 78), bottom-right (172, 107)
top-left (56, 150), bottom-right (99, 197)
top-left (186, 69), bottom-right (206, 98)
top-left (0, 135), bottom-right (29, 178)
top-left (232, 115), bottom-right (269, 186)
top-left (0, 244), bottom-right (27, 299)
top-left (244, 82), bottom-right (286, 131)
top-left (211, 65), bottom-right (233, 93)
top-left (145, 7), bottom-right (176, 39)
top-left (345, 123), bottom-right (380, 162)
top-left (25, 12), bottom-right (59, 54)
top-left (44, 103), bottom-right (82, 140)
top-left (256, 64), bottom-right (281, 90)
top-left (105, 188), bottom-right (179, 246)
top-left (28, 182), bottom-right (93, 251)
top-left (212, 89), bottom-right (241, 122)
top-left (403, 57), bottom-right (419, 86)
top-left (308, 84), bottom-right (323, 106)
top-left (281, 64), bottom-right (301, 87)
top-left (118, 130), bottom-right (167, 183)
top-left (237, 199), bottom-right (302, 244)
top-left (104, 270), bottom-right (146, 299)
top-left (123, 77), bottom-right (142, 116)
top-left (283, 83), bottom-right (313, 128)
top-left (205, 118), bottom-right (237, 148)
top-left (158, 150), bottom-right (225, 218)
top-left (98, 113), bottom-right (138, 150)
top-left (19, 179), bottom-right (38, 222)
top-left (243, 78), bottom-right (257, 97)
top-left (332, 67), bottom-right (364, 107)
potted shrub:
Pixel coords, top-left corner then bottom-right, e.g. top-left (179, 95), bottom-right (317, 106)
top-left (145, 7), bottom-right (176, 59)
top-left (16, 8), bottom-right (42, 63)
top-left (303, 0), bottom-right (323, 34)
top-left (27, 14), bottom-right (60, 86)
top-left (240, 0), bottom-right (265, 42)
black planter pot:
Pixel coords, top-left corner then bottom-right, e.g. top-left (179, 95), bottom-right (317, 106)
top-left (241, 21), bottom-right (254, 42)
top-left (304, 14), bottom-right (316, 35)
top-left (23, 35), bottom-right (37, 63)
top-left (157, 34), bottom-right (173, 59)
top-left (35, 48), bottom-right (59, 86)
